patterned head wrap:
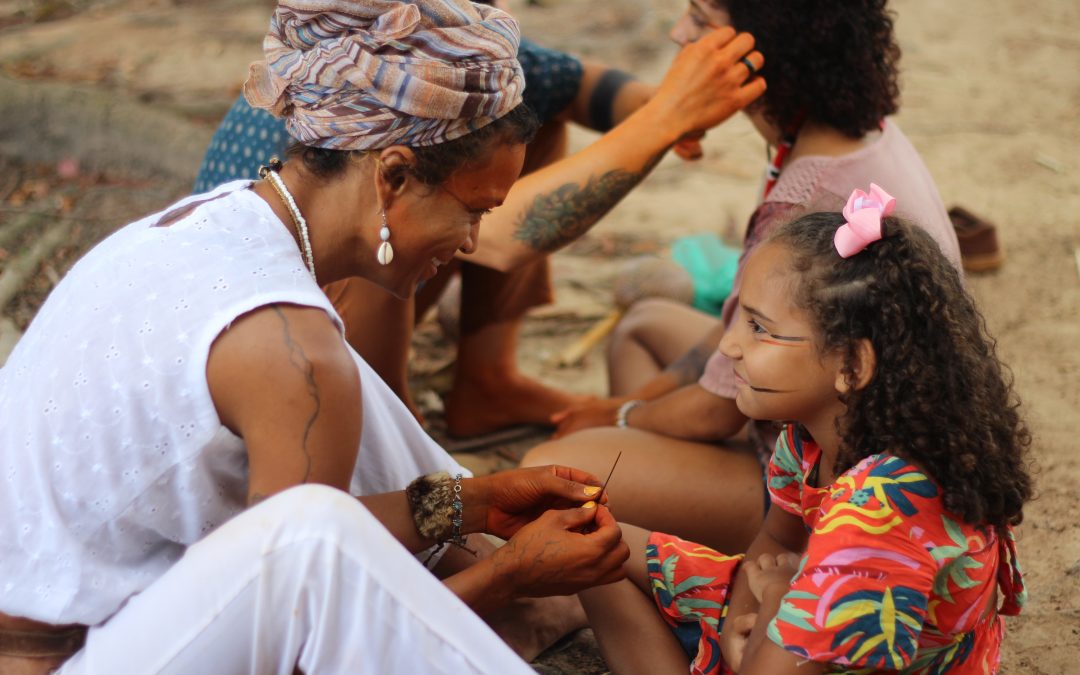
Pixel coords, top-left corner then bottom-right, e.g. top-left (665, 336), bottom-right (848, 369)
top-left (244, 0), bottom-right (524, 150)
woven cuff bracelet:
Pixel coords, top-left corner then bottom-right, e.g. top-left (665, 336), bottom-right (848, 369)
top-left (405, 471), bottom-right (468, 547)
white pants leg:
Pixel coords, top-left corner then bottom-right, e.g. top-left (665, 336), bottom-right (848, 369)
top-left (59, 485), bottom-right (530, 675)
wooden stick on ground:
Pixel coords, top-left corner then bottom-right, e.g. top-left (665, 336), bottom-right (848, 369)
top-left (548, 308), bottom-right (623, 368)
top-left (549, 257), bottom-right (695, 369)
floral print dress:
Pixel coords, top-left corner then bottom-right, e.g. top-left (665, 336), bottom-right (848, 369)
top-left (647, 425), bottom-right (1026, 674)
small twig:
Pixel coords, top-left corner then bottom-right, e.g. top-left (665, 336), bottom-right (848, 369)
top-left (1034, 153), bottom-right (1065, 174)
top-left (548, 308), bottom-right (623, 368)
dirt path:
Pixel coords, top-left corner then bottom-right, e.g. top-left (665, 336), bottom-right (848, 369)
top-left (1, 0), bottom-right (1078, 671)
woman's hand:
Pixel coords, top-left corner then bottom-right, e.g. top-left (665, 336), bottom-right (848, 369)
top-left (672, 133), bottom-right (705, 161)
top-left (645, 26), bottom-right (766, 146)
top-left (550, 397), bottom-right (627, 438)
top-left (489, 503), bottom-right (629, 597)
top-left (744, 552), bottom-right (801, 603)
top-left (472, 465), bottom-right (605, 540)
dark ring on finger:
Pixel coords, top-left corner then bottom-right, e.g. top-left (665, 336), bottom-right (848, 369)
top-left (740, 56), bottom-right (758, 78)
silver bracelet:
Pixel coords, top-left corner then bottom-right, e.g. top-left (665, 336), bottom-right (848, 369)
top-left (615, 399), bottom-right (645, 428)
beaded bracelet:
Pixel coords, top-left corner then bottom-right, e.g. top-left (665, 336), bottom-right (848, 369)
top-left (449, 472), bottom-right (467, 548)
top-left (615, 399), bottom-right (645, 428)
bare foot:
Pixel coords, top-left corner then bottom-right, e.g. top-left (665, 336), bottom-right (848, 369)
top-left (444, 372), bottom-right (593, 438)
top-left (486, 594), bottom-right (588, 662)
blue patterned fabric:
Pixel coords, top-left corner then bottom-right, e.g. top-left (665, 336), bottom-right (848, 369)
top-left (193, 38), bottom-right (582, 194)
top-left (515, 38), bottom-right (582, 124)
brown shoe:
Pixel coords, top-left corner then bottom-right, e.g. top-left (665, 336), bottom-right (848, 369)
top-left (948, 206), bottom-right (1004, 272)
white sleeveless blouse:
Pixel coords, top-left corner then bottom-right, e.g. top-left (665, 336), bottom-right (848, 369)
top-left (0, 181), bottom-right (344, 625)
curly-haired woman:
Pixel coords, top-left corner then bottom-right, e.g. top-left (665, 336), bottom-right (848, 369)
top-left (582, 190), bottom-right (1030, 674)
top-left (526, 0), bottom-right (964, 555)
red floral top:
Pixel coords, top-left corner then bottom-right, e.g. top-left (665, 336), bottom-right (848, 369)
top-left (765, 425), bottom-right (1026, 673)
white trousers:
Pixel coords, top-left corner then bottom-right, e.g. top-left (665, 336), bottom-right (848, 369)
top-left (59, 485), bottom-right (531, 674)
top-left (59, 352), bottom-right (515, 673)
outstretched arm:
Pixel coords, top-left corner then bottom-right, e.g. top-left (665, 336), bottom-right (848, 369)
top-left (560, 60), bottom-right (657, 132)
top-left (208, 309), bottom-right (626, 607)
top-left (623, 383), bottom-right (747, 441)
top-left (207, 304), bottom-right (363, 504)
top-left (466, 28), bottom-right (765, 271)
top-left (555, 315), bottom-right (746, 439)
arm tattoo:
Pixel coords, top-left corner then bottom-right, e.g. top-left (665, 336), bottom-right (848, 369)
top-left (272, 306), bottom-right (318, 483)
top-left (663, 343), bottom-right (713, 386)
top-left (513, 151), bottom-right (665, 252)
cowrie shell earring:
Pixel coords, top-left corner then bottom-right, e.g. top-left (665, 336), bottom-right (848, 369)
top-left (377, 210), bottom-right (394, 265)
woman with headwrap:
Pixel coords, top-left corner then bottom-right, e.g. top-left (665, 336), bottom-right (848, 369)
top-left (193, 1), bottom-right (765, 439)
top-left (0, 2), bottom-right (762, 672)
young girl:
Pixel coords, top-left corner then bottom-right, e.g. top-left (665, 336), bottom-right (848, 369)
top-left (581, 185), bottom-right (1031, 674)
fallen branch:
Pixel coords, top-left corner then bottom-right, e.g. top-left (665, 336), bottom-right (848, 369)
top-left (547, 308), bottom-right (624, 368)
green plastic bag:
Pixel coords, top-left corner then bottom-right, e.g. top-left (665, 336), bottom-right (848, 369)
top-left (670, 232), bottom-right (740, 316)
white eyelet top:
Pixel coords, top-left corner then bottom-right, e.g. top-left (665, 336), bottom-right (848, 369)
top-left (0, 181), bottom-right (343, 625)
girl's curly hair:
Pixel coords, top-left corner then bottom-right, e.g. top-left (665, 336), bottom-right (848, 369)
top-left (714, 0), bottom-right (901, 137)
top-left (771, 213), bottom-right (1033, 530)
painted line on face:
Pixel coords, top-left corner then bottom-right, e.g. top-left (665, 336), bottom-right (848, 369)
top-left (748, 385), bottom-right (796, 393)
top-left (760, 337), bottom-right (811, 348)
top-left (734, 368), bottom-right (797, 394)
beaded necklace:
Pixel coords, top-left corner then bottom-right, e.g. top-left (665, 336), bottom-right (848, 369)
top-left (762, 115), bottom-right (804, 200)
top-left (259, 158), bottom-right (316, 281)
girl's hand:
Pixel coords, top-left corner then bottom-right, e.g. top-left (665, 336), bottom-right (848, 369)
top-left (720, 612), bottom-right (757, 673)
top-left (745, 552), bottom-right (801, 603)
top-left (550, 397), bottom-right (627, 438)
top-left (474, 465), bottom-right (605, 540)
top-left (489, 504), bottom-right (629, 597)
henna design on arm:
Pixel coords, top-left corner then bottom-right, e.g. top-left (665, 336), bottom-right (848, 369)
top-left (663, 342), bottom-right (714, 386)
top-left (271, 306), bottom-right (319, 484)
top-left (512, 152), bottom-right (666, 252)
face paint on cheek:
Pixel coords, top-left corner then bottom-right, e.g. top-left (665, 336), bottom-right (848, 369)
top-left (759, 338), bottom-right (811, 348)
top-left (744, 337), bottom-right (813, 392)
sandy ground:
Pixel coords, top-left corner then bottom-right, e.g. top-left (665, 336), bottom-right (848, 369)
top-left (1, 0), bottom-right (1078, 671)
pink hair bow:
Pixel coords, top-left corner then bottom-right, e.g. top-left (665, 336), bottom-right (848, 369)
top-left (834, 183), bottom-right (895, 258)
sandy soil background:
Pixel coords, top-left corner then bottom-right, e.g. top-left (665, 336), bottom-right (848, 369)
top-left (0, 0), bottom-right (1077, 671)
